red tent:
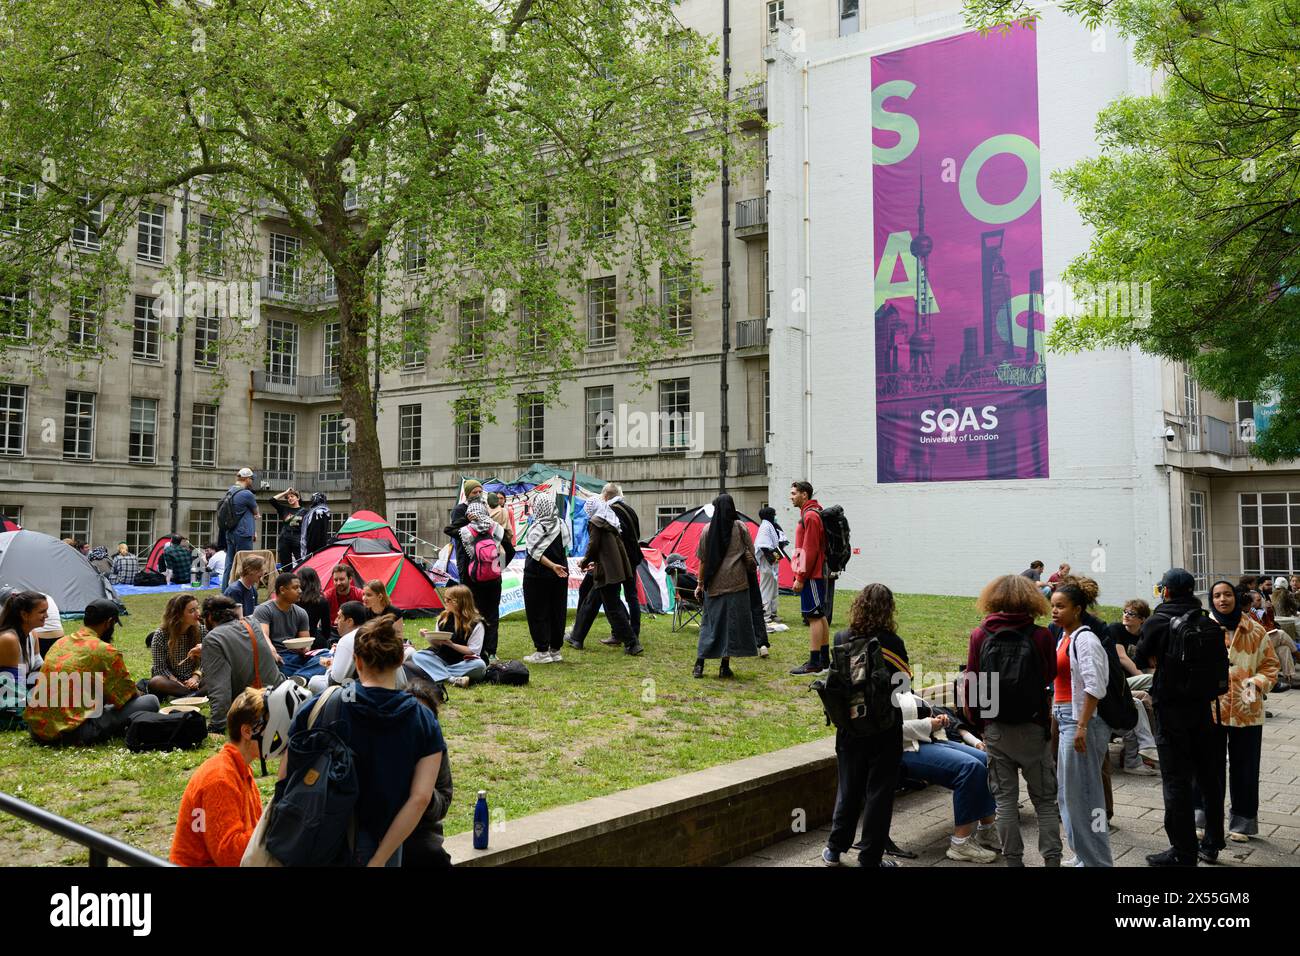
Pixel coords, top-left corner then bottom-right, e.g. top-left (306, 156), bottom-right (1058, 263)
top-left (648, 505), bottom-right (795, 590)
top-left (333, 510), bottom-right (402, 550)
top-left (0, 516), bottom-right (20, 533)
top-left (144, 535), bottom-right (172, 573)
top-left (297, 538), bottom-right (443, 614)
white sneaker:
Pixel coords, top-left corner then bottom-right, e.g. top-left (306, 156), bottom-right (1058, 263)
top-left (768, 622), bottom-right (789, 632)
top-left (449, 676), bottom-right (470, 689)
top-left (946, 839), bottom-right (997, 864)
top-left (548, 650), bottom-right (563, 663)
top-left (758, 645), bottom-right (770, 658)
top-left (523, 651), bottom-right (552, 664)
top-left (1123, 761), bottom-right (1157, 776)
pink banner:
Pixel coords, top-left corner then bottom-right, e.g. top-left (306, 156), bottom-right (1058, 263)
top-left (872, 28), bottom-right (1047, 482)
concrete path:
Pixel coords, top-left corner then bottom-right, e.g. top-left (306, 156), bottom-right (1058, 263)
top-left (733, 686), bottom-right (1300, 867)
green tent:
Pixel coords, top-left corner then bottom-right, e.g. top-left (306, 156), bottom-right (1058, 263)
top-left (510, 463), bottom-right (606, 495)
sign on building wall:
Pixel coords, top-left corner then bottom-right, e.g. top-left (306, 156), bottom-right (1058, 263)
top-left (871, 28), bottom-right (1048, 482)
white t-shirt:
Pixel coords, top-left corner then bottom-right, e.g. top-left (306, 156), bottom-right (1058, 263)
top-left (207, 551), bottom-right (227, 579)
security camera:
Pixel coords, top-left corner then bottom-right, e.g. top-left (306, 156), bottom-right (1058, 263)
top-left (1164, 425), bottom-right (1176, 442)
top-left (260, 481), bottom-right (271, 490)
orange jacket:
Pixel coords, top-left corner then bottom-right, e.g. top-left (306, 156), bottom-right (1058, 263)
top-left (170, 743), bottom-right (263, 867)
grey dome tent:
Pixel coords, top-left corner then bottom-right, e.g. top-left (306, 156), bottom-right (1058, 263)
top-left (0, 530), bottom-right (120, 617)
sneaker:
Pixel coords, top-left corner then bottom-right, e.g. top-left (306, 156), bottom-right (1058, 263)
top-left (1122, 761), bottom-right (1157, 776)
top-left (974, 825), bottom-right (1002, 851)
top-left (1273, 680), bottom-right (1291, 692)
top-left (289, 675), bottom-right (308, 688)
top-left (874, 859), bottom-right (899, 868)
top-left (946, 839), bottom-right (998, 864)
top-left (1197, 845), bottom-right (1219, 865)
top-left (821, 847), bottom-right (842, 867)
top-left (789, 660), bottom-right (822, 675)
top-left (523, 651), bottom-right (552, 664)
top-left (758, 644), bottom-right (770, 658)
top-left (548, 650), bottom-right (562, 663)
top-left (449, 676), bottom-right (471, 689)
top-left (1228, 831), bottom-right (1250, 843)
top-left (599, 636), bottom-right (622, 647)
top-left (769, 622), bottom-right (790, 632)
top-left (1139, 748), bottom-right (1160, 766)
top-left (563, 634), bottom-right (584, 650)
top-left (1146, 848), bottom-right (1196, 867)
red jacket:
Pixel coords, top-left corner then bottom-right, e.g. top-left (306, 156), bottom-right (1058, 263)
top-left (794, 499), bottom-right (825, 581)
top-left (964, 612), bottom-right (1057, 729)
top-left (170, 744), bottom-right (262, 867)
top-left (326, 583), bottom-right (365, 625)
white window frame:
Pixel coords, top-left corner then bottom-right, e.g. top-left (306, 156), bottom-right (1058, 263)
top-left (198, 213), bottom-right (224, 276)
top-left (68, 293), bottom-right (100, 348)
top-left (60, 507), bottom-right (92, 544)
top-left (133, 294), bottom-right (161, 361)
top-left (319, 412), bottom-right (349, 476)
top-left (665, 162), bottom-right (692, 227)
top-left (459, 298), bottom-right (485, 363)
top-left (586, 385), bottom-right (614, 457)
top-left (455, 399), bottom-right (480, 464)
top-left (0, 384), bottom-right (26, 457)
top-left (191, 403), bottom-right (218, 467)
top-left (63, 391), bottom-right (96, 461)
top-left (0, 281), bottom-right (32, 341)
top-left (194, 310), bottom-right (220, 370)
top-left (659, 378), bottom-right (692, 451)
top-left (516, 392), bottom-right (545, 461)
top-left (136, 203), bottom-right (166, 264)
top-left (324, 322), bottom-right (341, 382)
top-left (1188, 490), bottom-right (1208, 593)
top-left (399, 403), bottom-right (422, 466)
top-left (189, 509), bottom-right (215, 547)
top-left (394, 511), bottom-right (418, 558)
top-left (402, 308), bottom-right (427, 369)
top-left (0, 177), bottom-right (36, 234)
top-left (129, 397), bottom-right (159, 464)
top-left (766, 1), bottom-right (785, 32)
top-left (71, 193), bottom-right (103, 251)
top-left (587, 276), bottom-right (617, 348)
top-left (524, 200), bottom-right (549, 252)
top-left (263, 411), bottom-right (297, 479)
top-left (125, 509), bottom-right (155, 556)
top-left (269, 232), bottom-right (301, 295)
top-left (1184, 366), bottom-right (1200, 451)
top-left (266, 319), bottom-right (299, 384)
top-left (661, 265), bottom-right (692, 336)
top-left (656, 505), bottom-right (686, 533)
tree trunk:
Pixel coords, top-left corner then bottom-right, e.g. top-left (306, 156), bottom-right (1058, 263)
top-left (336, 268), bottom-right (387, 516)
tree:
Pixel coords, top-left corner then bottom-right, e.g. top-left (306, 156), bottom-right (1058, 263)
top-left (0, 0), bottom-right (748, 511)
top-left (962, 0), bottom-right (1300, 461)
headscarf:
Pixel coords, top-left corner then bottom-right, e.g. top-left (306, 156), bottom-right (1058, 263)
top-left (88, 546), bottom-right (109, 562)
top-left (583, 494), bottom-right (621, 532)
top-left (525, 495), bottom-right (570, 561)
top-left (1208, 579), bottom-right (1242, 634)
top-left (701, 494), bottom-right (739, 588)
top-left (758, 506), bottom-right (782, 534)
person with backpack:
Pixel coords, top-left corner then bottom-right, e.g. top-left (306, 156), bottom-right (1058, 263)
top-left (217, 468), bottom-right (259, 590)
top-left (691, 494), bottom-right (763, 679)
top-left (818, 583), bottom-right (907, 867)
top-left (964, 574), bottom-right (1061, 867)
top-left (410, 585), bottom-right (490, 688)
top-left (1049, 581), bottom-right (1115, 867)
top-left (789, 481), bottom-right (831, 676)
top-left (277, 614), bottom-right (444, 867)
top-left (456, 500), bottom-right (509, 661)
top-left (402, 679), bottom-right (455, 868)
top-left (1193, 581), bottom-right (1279, 845)
top-left (522, 495), bottom-right (572, 665)
top-left (1137, 568), bottom-right (1230, 866)
top-left (199, 595), bottom-right (285, 735)
top-left (299, 492), bottom-right (331, 559)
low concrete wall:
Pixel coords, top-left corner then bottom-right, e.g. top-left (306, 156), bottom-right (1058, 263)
top-left (446, 737), bottom-right (838, 867)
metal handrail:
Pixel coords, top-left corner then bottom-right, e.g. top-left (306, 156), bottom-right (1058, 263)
top-left (0, 791), bottom-right (172, 867)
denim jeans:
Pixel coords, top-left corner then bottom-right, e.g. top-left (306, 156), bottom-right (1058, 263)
top-left (900, 740), bottom-right (997, 827)
top-left (222, 533), bottom-right (252, 590)
top-left (1054, 703), bottom-right (1113, 866)
top-left (1121, 693), bottom-right (1158, 768)
top-left (410, 650), bottom-right (488, 685)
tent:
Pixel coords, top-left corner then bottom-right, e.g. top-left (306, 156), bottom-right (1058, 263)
top-left (296, 538), bottom-right (443, 614)
top-left (333, 510), bottom-right (402, 550)
top-left (648, 505), bottom-right (796, 590)
top-left (0, 516), bottom-right (20, 533)
top-left (510, 463), bottom-right (606, 495)
top-left (0, 529), bottom-right (120, 616)
top-left (144, 535), bottom-right (173, 573)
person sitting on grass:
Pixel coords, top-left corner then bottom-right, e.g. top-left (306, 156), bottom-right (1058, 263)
top-left (223, 555), bottom-right (264, 619)
top-left (26, 600), bottom-right (160, 746)
top-left (325, 564), bottom-right (365, 638)
top-left (361, 579), bottom-right (404, 639)
top-left (409, 586), bottom-right (488, 689)
top-left (170, 687), bottom-right (267, 867)
top-left (251, 572), bottom-right (322, 679)
top-left (402, 679), bottom-right (455, 868)
top-left (161, 534), bottom-right (193, 586)
top-left (306, 601), bottom-right (373, 695)
top-left (296, 566), bottom-right (331, 649)
top-left (0, 590), bottom-right (47, 730)
top-left (146, 594), bottom-right (206, 700)
top-left (200, 595), bottom-right (284, 735)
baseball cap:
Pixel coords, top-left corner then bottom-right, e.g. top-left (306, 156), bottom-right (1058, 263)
top-left (1275, 577), bottom-right (1289, 589)
top-left (237, 467), bottom-right (254, 479)
top-left (83, 599), bottom-right (122, 628)
top-left (1157, 568), bottom-right (1195, 594)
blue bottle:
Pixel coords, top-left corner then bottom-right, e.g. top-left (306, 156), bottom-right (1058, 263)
top-left (473, 790), bottom-right (489, 849)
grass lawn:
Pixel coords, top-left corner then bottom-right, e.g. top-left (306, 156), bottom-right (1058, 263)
top-left (0, 590), bottom-right (1122, 865)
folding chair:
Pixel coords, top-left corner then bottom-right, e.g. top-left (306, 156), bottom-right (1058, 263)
top-left (669, 566), bottom-right (703, 633)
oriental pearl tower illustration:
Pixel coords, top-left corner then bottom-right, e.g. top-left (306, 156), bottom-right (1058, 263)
top-left (908, 172), bottom-right (935, 375)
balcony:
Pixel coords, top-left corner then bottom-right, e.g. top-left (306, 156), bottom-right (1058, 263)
top-left (735, 318), bottom-right (769, 352)
top-left (259, 468), bottom-right (351, 493)
top-left (1167, 414), bottom-right (1277, 474)
top-left (251, 370), bottom-right (342, 403)
top-left (734, 82), bottom-right (767, 128)
top-left (1188, 415), bottom-right (1249, 458)
top-left (260, 274), bottom-right (339, 311)
top-left (735, 197), bottom-right (768, 241)
top-left (735, 447), bottom-right (766, 477)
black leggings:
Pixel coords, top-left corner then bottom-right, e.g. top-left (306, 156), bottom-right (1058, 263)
top-left (523, 573), bottom-right (568, 652)
top-left (468, 578), bottom-right (502, 659)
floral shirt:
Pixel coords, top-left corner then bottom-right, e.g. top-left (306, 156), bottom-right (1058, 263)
top-left (25, 627), bottom-right (138, 741)
top-left (1216, 615), bottom-right (1280, 728)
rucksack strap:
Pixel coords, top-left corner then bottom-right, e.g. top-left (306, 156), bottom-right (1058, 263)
top-left (308, 684), bottom-right (343, 730)
top-left (241, 619), bottom-right (263, 689)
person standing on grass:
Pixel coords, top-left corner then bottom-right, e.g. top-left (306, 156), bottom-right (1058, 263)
top-left (170, 687), bottom-right (266, 867)
top-left (270, 488), bottom-right (306, 569)
top-left (522, 495), bottom-right (572, 665)
top-left (964, 574), bottom-right (1061, 867)
top-left (789, 480), bottom-right (832, 676)
top-left (755, 506), bottom-right (788, 627)
top-left (577, 495), bottom-right (642, 656)
top-left (692, 493), bottom-right (762, 679)
top-left (146, 594), bottom-right (206, 700)
top-left (217, 467), bottom-right (259, 590)
top-left (1194, 580), bottom-right (1278, 845)
top-left (565, 485), bottom-right (645, 650)
top-left (821, 584), bottom-right (907, 868)
top-left (1049, 581), bottom-right (1113, 867)
top-left (457, 500), bottom-right (509, 661)
top-left (402, 679), bottom-right (455, 868)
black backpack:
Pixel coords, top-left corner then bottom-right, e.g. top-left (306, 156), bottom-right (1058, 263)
top-left (811, 631), bottom-right (900, 737)
top-left (216, 487), bottom-right (241, 532)
top-left (133, 569), bottom-right (166, 586)
top-left (265, 686), bottom-right (359, 867)
top-left (1164, 608), bottom-right (1230, 706)
top-left (977, 624), bottom-right (1047, 724)
top-left (817, 506), bottom-right (852, 575)
top-left (1071, 628), bottom-right (1138, 732)
top-left (486, 660), bottom-right (529, 686)
top-left (125, 710), bottom-right (207, 752)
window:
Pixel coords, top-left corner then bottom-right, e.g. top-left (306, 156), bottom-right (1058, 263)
top-left (661, 265), bottom-right (692, 336)
top-left (60, 507), bottom-right (91, 544)
top-left (459, 297), bottom-right (485, 362)
top-left (189, 510), bottom-right (215, 547)
top-left (455, 399), bottom-right (480, 464)
top-left (664, 162), bottom-right (692, 226)
top-left (0, 384), bottom-right (25, 457)
top-left (1189, 491), bottom-right (1208, 593)
top-left (194, 310), bottom-right (220, 369)
top-left (766, 1), bottom-right (785, 31)
top-left (1239, 491), bottom-right (1300, 580)
top-left (71, 193), bottom-right (103, 250)
top-left (198, 213), bottom-right (223, 276)
top-left (0, 177), bottom-right (36, 234)
top-left (263, 411), bottom-right (296, 478)
top-left (319, 413), bottom-right (349, 476)
top-left (763, 369), bottom-right (771, 439)
top-left (1184, 367), bottom-right (1200, 451)
top-left (328, 513), bottom-right (349, 536)
top-left (269, 232), bottom-right (301, 295)
top-left (266, 319), bottom-right (299, 384)
top-left (524, 201), bottom-right (548, 252)
top-left (656, 505), bottom-right (686, 532)
top-left (129, 397), bottom-right (158, 464)
top-left (404, 224), bottom-right (428, 274)
top-left (587, 276), bottom-right (617, 347)
top-left (764, 248), bottom-right (771, 320)
top-left (590, 193), bottom-right (617, 241)
top-left (394, 512), bottom-right (418, 558)
top-left (402, 308), bottom-right (427, 369)
top-left (126, 509), bottom-right (155, 556)
top-left (586, 385), bottom-right (614, 457)
top-left (517, 392), bottom-right (544, 461)
top-left (324, 322), bottom-right (341, 381)
top-left (137, 203), bottom-right (166, 264)
top-left (133, 295), bottom-right (161, 361)
top-left (68, 293), bottom-right (100, 348)
top-left (399, 404), bottom-right (422, 466)
top-left (659, 377), bottom-right (691, 450)
top-left (519, 297), bottom-right (544, 354)
top-left (63, 391), bottom-right (95, 461)
top-left (839, 0), bottom-right (860, 36)
top-left (261, 511), bottom-right (281, 549)
top-left (191, 403), bottom-right (218, 467)
top-left (0, 281), bottom-right (31, 341)
top-left (0, 505), bottom-right (20, 526)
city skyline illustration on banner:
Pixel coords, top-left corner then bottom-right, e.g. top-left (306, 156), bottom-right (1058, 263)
top-left (872, 26), bottom-right (1048, 483)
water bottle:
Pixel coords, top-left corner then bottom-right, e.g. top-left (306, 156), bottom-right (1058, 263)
top-left (473, 790), bottom-right (489, 849)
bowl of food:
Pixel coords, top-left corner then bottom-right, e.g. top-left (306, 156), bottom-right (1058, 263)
top-left (283, 637), bottom-right (315, 652)
top-left (170, 696), bottom-right (209, 708)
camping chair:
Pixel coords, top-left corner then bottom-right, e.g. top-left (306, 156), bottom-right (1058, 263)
top-left (667, 560), bottom-right (702, 633)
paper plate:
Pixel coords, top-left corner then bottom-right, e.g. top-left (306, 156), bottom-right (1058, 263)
top-left (170, 696), bottom-right (209, 707)
top-left (423, 631), bottom-right (456, 643)
top-left (283, 637), bottom-right (315, 651)
top-left (160, 705), bottom-right (200, 714)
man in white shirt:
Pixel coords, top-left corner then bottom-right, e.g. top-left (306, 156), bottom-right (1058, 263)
top-left (205, 545), bottom-right (227, 588)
